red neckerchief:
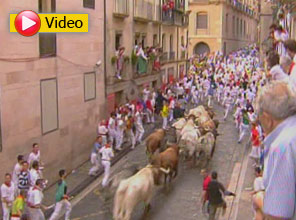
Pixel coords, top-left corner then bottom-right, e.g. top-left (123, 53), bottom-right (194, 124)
top-left (289, 62), bottom-right (295, 76)
top-left (4, 182), bottom-right (11, 187)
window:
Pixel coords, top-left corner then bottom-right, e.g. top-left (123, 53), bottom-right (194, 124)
top-left (243, 20), bottom-right (246, 37)
top-left (141, 35), bottom-right (146, 48)
top-left (39, 0), bottom-right (56, 57)
top-left (236, 18), bottom-right (239, 36)
top-left (240, 19), bottom-right (243, 36)
top-left (153, 34), bottom-right (158, 47)
top-left (135, 33), bottom-right (140, 46)
top-left (170, 35), bottom-right (173, 52)
top-left (41, 78), bottom-right (58, 135)
top-left (115, 32), bottom-right (122, 51)
top-left (84, 72), bottom-right (96, 101)
top-left (83, 0), bottom-right (95, 9)
top-left (226, 14), bottom-right (229, 33)
top-left (162, 34), bottom-right (166, 51)
top-left (232, 16), bottom-right (235, 36)
top-left (196, 13), bottom-right (208, 29)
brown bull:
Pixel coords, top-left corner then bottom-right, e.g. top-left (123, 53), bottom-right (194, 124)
top-left (151, 144), bottom-right (179, 184)
top-left (146, 129), bottom-right (165, 157)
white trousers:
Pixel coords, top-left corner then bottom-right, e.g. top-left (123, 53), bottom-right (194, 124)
top-left (250, 146), bottom-right (261, 159)
top-left (224, 104), bottom-right (231, 119)
top-left (49, 199), bottom-right (72, 220)
top-left (169, 109), bottom-right (174, 122)
top-left (2, 203), bottom-right (10, 220)
top-left (108, 129), bottom-right (117, 147)
top-left (102, 160), bottom-right (111, 187)
top-left (208, 96), bottom-right (212, 107)
top-left (126, 129), bottom-right (136, 148)
top-left (115, 131), bottom-right (124, 150)
top-left (146, 109), bottom-right (154, 123)
top-left (89, 152), bottom-right (100, 175)
top-left (28, 207), bottom-right (45, 220)
top-left (11, 217), bottom-right (20, 220)
top-left (162, 117), bottom-right (168, 129)
top-left (239, 124), bottom-right (249, 142)
top-left (135, 124), bottom-right (144, 142)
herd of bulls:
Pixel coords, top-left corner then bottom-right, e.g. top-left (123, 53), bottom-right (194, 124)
top-left (113, 105), bottom-right (220, 220)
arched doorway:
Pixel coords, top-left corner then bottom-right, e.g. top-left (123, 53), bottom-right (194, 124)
top-left (193, 42), bottom-right (210, 55)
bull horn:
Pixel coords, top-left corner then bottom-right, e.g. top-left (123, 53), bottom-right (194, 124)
top-left (160, 167), bottom-right (170, 174)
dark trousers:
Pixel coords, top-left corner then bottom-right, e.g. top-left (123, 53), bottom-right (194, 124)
top-left (208, 201), bottom-right (226, 220)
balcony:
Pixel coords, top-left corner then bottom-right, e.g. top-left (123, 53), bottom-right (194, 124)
top-left (113, 0), bottom-right (129, 18)
top-left (134, 0), bottom-right (153, 22)
top-left (190, 0), bottom-right (209, 3)
top-left (169, 51), bottom-right (176, 61)
top-left (162, 10), bottom-right (186, 26)
top-left (160, 52), bottom-right (168, 62)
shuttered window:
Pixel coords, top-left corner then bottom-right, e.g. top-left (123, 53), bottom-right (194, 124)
top-left (83, 0), bottom-right (95, 9)
top-left (41, 78), bottom-right (59, 135)
top-left (196, 13), bottom-right (208, 29)
top-left (84, 72), bottom-right (96, 101)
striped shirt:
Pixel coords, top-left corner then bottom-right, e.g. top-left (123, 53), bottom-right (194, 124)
top-left (263, 115), bottom-right (296, 219)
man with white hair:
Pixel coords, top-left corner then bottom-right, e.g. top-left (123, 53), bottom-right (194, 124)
top-left (279, 56), bottom-right (292, 77)
top-left (253, 81), bottom-right (296, 220)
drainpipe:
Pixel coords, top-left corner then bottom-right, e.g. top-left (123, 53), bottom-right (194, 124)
top-left (104, 0), bottom-right (107, 97)
top-left (177, 26), bottom-right (179, 79)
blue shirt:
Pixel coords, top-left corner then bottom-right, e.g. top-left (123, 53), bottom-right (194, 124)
top-left (92, 142), bottom-right (101, 154)
top-left (263, 115), bottom-right (296, 219)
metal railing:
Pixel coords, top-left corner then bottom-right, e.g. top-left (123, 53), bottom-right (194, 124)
top-left (160, 52), bottom-right (168, 62)
top-left (169, 51), bottom-right (176, 60)
top-left (162, 10), bottom-right (185, 26)
top-left (114, 0), bottom-right (129, 15)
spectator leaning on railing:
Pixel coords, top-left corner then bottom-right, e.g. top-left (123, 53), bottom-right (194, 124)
top-left (254, 81), bottom-right (296, 220)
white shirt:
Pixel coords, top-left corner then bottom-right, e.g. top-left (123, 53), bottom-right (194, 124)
top-left (270, 65), bottom-right (288, 81)
top-left (28, 151), bottom-right (40, 166)
top-left (27, 187), bottom-right (43, 206)
top-left (135, 111), bottom-right (142, 126)
top-left (108, 117), bottom-right (116, 130)
top-left (143, 88), bottom-right (150, 101)
top-left (98, 125), bottom-right (108, 135)
top-left (1, 183), bottom-right (15, 203)
top-left (29, 169), bottom-right (42, 186)
top-left (253, 176), bottom-right (265, 192)
top-left (99, 147), bottom-right (114, 161)
top-left (12, 163), bottom-right (22, 185)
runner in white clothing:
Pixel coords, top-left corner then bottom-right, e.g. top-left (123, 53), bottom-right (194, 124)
top-left (100, 142), bottom-right (114, 187)
top-left (12, 155), bottom-right (24, 187)
top-left (1, 173), bottom-right (15, 220)
top-left (27, 143), bottom-right (41, 168)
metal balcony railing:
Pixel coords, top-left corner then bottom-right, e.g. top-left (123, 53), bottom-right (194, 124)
top-left (162, 10), bottom-right (186, 26)
top-left (114, 0), bottom-right (129, 15)
top-left (160, 52), bottom-right (168, 62)
top-left (169, 51), bottom-right (175, 60)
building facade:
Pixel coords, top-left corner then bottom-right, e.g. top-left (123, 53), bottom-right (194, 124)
top-left (0, 0), bottom-right (105, 183)
top-left (105, 0), bottom-right (189, 111)
top-left (188, 0), bottom-right (259, 56)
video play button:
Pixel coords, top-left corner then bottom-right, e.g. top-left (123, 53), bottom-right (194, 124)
top-left (14, 10), bottom-right (41, 37)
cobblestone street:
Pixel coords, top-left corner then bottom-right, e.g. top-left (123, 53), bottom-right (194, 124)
top-left (69, 103), bottom-right (249, 220)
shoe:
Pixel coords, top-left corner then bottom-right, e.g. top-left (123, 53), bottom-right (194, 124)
top-left (131, 146), bottom-right (135, 150)
top-left (238, 141), bottom-right (241, 144)
top-left (117, 147), bottom-right (123, 151)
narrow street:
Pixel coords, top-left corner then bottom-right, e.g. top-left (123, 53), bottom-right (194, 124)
top-left (69, 103), bottom-right (248, 220)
